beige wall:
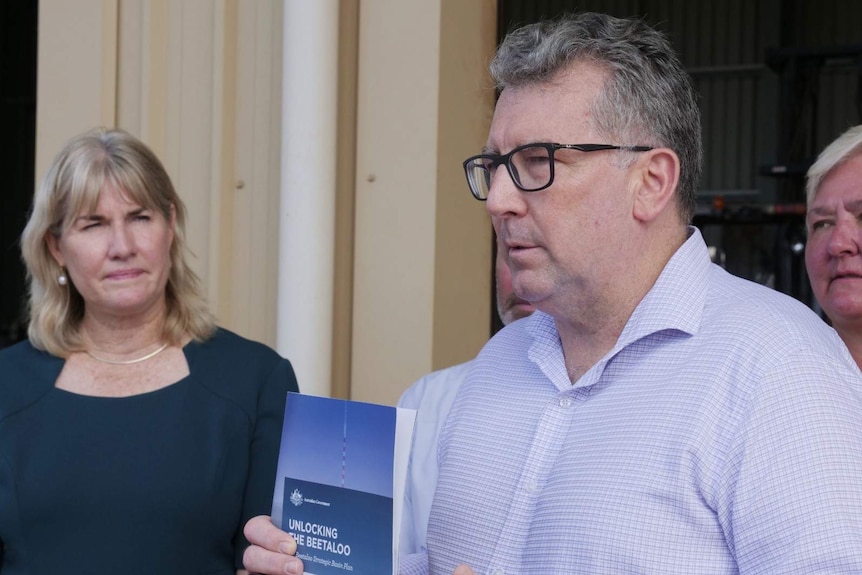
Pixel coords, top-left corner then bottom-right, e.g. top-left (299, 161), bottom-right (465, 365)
top-left (36, 0), bottom-right (116, 178)
top-left (36, 0), bottom-right (497, 404)
top-left (349, 0), bottom-right (496, 405)
top-left (37, 0), bottom-right (283, 347)
top-left (349, 0), bottom-right (441, 403)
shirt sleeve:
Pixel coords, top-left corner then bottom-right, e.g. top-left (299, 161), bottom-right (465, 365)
top-left (718, 348), bottom-right (862, 573)
top-left (399, 550), bottom-right (429, 575)
top-left (397, 373), bottom-right (428, 558)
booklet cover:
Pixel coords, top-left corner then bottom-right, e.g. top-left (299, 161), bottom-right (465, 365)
top-left (271, 392), bottom-right (416, 575)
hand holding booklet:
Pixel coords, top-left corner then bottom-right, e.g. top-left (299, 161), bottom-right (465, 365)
top-left (271, 392), bottom-right (416, 575)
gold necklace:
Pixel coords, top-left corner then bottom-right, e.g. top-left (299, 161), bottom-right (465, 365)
top-left (86, 342), bottom-right (170, 365)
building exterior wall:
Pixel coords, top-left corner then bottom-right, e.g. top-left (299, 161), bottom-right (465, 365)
top-left (36, 0), bottom-right (496, 405)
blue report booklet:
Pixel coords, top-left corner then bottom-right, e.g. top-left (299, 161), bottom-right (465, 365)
top-left (271, 392), bottom-right (416, 575)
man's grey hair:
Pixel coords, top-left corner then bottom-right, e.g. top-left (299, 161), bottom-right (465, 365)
top-left (806, 124), bottom-right (862, 207)
top-left (491, 12), bottom-right (703, 223)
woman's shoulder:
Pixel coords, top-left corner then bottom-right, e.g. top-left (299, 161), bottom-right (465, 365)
top-left (0, 340), bottom-right (62, 419)
top-left (189, 327), bottom-right (287, 364)
top-left (0, 338), bottom-right (37, 357)
top-left (185, 327), bottom-right (297, 391)
top-left (0, 339), bottom-right (61, 374)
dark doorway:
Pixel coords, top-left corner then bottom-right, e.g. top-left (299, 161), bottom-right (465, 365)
top-left (0, 0), bottom-right (38, 348)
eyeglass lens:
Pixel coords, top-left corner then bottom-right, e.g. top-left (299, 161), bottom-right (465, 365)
top-left (468, 144), bottom-right (553, 199)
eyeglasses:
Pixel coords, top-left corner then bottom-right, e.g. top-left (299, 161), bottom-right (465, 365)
top-left (462, 142), bottom-right (653, 201)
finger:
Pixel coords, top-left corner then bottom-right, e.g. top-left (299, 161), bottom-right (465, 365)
top-left (243, 544), bottom-right (304, 575)
top-left (453, 564), bottom-right (477, 575)
top-left (244, 515), bottom-right (297, 554)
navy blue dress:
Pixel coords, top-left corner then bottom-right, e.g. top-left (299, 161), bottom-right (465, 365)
top-left (0, 328), bottom-right (298, 574)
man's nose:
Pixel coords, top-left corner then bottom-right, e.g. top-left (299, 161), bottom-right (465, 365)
top-left (486, 165), bottom-right (526, 218)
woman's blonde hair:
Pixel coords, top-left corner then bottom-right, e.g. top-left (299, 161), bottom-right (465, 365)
top-left (21, 127), bottom-right (216, 356)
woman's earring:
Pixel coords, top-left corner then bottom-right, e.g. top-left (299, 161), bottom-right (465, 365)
top-left (58, 269), bottom-right (68, 286)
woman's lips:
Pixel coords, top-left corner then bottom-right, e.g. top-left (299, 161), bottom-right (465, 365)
top-left (106, 268), bottom-right (144, 280)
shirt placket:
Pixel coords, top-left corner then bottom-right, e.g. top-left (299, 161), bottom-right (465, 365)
top-left (483, 387), bottom-right (589, 575)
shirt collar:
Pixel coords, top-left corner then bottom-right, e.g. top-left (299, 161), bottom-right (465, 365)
top-left (524, 226), bottom-right (711, 388)
top-left (616, 225), bottom-right (709, 346)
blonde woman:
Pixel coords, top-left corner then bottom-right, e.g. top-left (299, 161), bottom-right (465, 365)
top-left (0, 128), bottom-right (298, 574)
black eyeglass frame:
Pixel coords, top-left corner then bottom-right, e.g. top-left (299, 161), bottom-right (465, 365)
top-left (462, 142), bottom-right (654, 201)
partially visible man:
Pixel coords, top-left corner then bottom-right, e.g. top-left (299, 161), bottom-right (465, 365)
top-left (805, 124), bottom-right (862, 367)
top-left (412, 11), bottom-right (862, 575)
top-left (398, 247), bottom-right (535, 558)
top-left (244, 12), bottom-right (862, 575)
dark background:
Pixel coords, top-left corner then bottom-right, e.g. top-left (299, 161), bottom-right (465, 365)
top-left (492, 0), bottom-right (862, 333)
top-left (0, 0), bottom-right (37, 348)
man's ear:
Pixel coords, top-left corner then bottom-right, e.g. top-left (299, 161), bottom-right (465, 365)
top-left (632, 148), bottom-right (680, 223)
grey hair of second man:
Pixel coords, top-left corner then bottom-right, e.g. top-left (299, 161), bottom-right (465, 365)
top-left (489, 12), bottom-right (703, 223)
top-left (805, 124), bottom-right (862, 206)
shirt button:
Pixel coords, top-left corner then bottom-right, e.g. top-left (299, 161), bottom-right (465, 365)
top-left (491, 569), bottom-right (505, 575)
top-left (525, 479), bottom-right (538, 493)
top-left (559, 396), bottom-right (572, 408)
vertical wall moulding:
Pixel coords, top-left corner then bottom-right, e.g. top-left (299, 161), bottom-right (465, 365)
top-left (207, 0), bottom-right (239, 327)
top-left (330, 0), bottom-right (360, 400)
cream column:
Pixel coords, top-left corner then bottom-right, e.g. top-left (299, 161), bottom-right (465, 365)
top-left (277, 0), bottom-right (339, 397)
